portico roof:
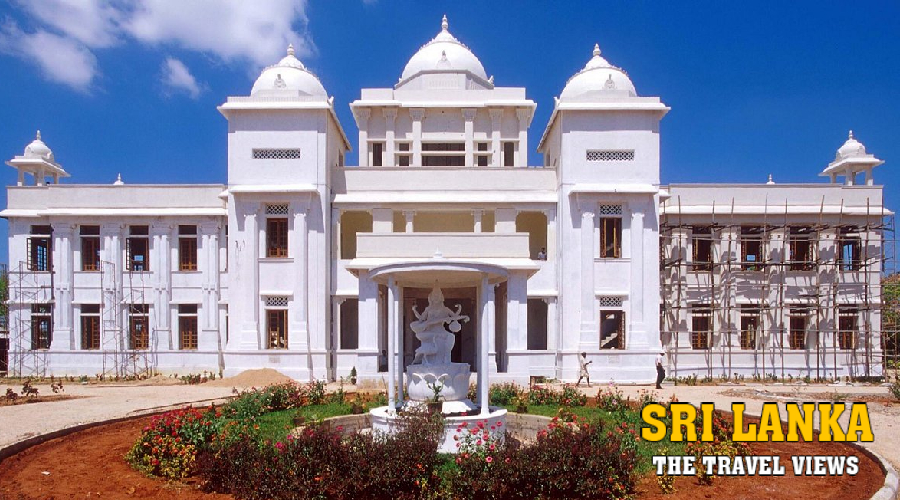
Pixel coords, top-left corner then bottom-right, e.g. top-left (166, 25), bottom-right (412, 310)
top-left (347, 258), bottom-right (538, 287)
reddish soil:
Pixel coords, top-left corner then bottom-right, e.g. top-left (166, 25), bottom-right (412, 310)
top-left (0, 414), bottom-right (886, 500)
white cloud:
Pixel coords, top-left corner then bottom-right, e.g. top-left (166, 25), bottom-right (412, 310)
top-left (0, 22), bottom-right (97, 91)
top-left (162, 57), bottom-right (201, 98)
top-left (16, 0), bottom-right (122, 48)
top-left (2, 0), bottom-right (313, 91)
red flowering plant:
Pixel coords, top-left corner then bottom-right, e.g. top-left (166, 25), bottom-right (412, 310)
top-left (126, 406), bottom-right (222, 479)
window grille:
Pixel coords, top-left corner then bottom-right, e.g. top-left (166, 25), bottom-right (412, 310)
top-left (265, 296), bottom-right (289, 307)
top-left (598, 296), bottom-right (623, 308)
top-left (586, 150), bottom-right (635, 162)
top-left (266, 204), bottom-right (289, 215)
top-left (599, 204), bottom-right (623, 216)
top-left (253, 149), bottom-right (301, 160)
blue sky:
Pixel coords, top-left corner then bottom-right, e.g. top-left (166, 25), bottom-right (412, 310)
top-left (0, 1), bottom-right (898, 265)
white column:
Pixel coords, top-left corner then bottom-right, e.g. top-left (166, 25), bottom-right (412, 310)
top-left (463, 108), bottom-right (476, 167)
top-left (489, 109), bottom-right (502, 167)
top-left (629, 210), bottom-right (649, 348)
top-left (101, 223), bottom-right (123, 350)
top-left (384, 108), bottom-right (397, 167)
top-left (411, 108), bottom-right (425, 166)
top-left (387, 277), bottom-right (397, 411)
top-left (241, 210), bottom-right (260, 349)
top-left (403, 210), bottom-right (415, 233)
top-left (356, 108), bottom-right (370, 167)
top-left (579, 208), bottom-right (596, 350)
top-left (290, 205), bottom-right (309, 350)
top-left (545, 297), bottom-right (560, 378)
top-left (516, 108), bottom-right (530, 167)
top-left (396, 285), bottom-right (405, 403)
top-left (51, 224), bottom-right (75, 350)
top-left (199, 222), bottom-right (221, 351)
top-left (473, 210), bottom-right (483, 233)
top-left (151, 223), bottom-right (172, 350)
top-left (506, 273), bottom-right (527, 351)
top-left (479, 275), bottom-right (493, 415)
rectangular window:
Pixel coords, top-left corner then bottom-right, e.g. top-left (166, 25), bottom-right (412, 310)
top-left (31, 304), bottom-right (52, 350)
top-left (397, 142), bottom-right (411, 166)
top-left (691, 305), bottom-right (711, 350)
top-left (422, 142), bottom-right (465, 167)
top-left (476, 142), bottom-right (490, 167)
top-left (838, 228), bottom-right (861, 271)
top-left (502, 141), bottom-right (516, 167)
top-left (600, 217), bottom-right (622, 258)
top-left (267, 309), bottom-right (287, 349)
top-left (28, 225), bottom-right (52, 272)
top-left (740, 306), bottom-right (760, 350)
top-left (371, 142), bottom-right (384, 167)
top-left (838, 307), bottom-right (858, 350)
top-left (81, 304), bottom-right (100, 350)
top-left (126, 226), bottom-right (149, 272)
top-left (80, 225), bottom-right (100, 271)
top-left (789, 308), bottom-right (808, 350)
top-left (340, 299), bottom-right (359, 350)
top-left (252, 148), bottom-right (301, 160)
top-left (526, 298), bottom-right (548, 350)
top-left (789, 226), bottom-right (815, 271)
top-left (691, 226), bottom-right (713, 272)
top-left (741, 226), bottom-right (764, 271)
top-left (586, 150), bottom-right (636, 162)
top-left (599, 310), bottom-right (625, 349)
top-left (179, 304), bottom-right (199, 350)
top-left (128, 304), bottom-right (149, 350)
top-left (266, 218), bottom-right (289, 258)
top-left (178, 225), bottom-right (198, 271)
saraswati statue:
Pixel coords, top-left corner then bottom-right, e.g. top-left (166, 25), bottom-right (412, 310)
top-left (410, 287), bottom-right (470, 365)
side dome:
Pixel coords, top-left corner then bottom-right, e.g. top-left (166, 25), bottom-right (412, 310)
top-left (560, 44), bottom-right (636, 101)
top-left (24, 130), bottom-right (54, 162)
top-left (836, 130), bottom-right (866, 160)
top-left (250, 44), bottom-right (327, 98)
top-left (398, 15), bottom-right (490, 87)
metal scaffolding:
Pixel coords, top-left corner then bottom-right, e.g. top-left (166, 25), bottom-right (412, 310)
top-left (660, 195), bottom-right (896, 381)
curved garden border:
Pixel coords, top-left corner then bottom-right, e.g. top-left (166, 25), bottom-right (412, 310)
top-left (0, 409), bottom-right (897, 499)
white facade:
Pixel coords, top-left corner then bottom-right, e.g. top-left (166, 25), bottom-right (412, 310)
top-left (1, 18), bottom-right (888, 382)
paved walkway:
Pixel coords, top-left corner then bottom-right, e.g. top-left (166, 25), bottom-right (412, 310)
top-left (1, 380), bottom-right (898, 472)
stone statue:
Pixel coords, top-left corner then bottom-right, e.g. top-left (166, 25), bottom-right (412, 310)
top-left (410, 287), bottom-right (469, 365)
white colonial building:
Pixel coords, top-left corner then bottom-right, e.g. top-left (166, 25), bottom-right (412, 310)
top-left (1, 17), bottom-right (889, 383)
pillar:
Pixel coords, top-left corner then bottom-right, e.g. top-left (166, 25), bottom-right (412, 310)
top-left (629, 210), bottom-right (649, 348)
top-left (473, 210), bottom-right (483, 233)
top-left (516, 108), bottom-right (530, 167)
top-left (51, 224), bottom-right (75, 350)
top-left (356, 108), bottom-right (370, 167)
top-left (463, 108), bottom-right (476, 167)
top-left (545, 297), bottom-right (560, 378)
top-left (199, 222), bottom-right (221, 351)
top-left (240, 209), bottom-right (260, 350)
top-left (479, 275), bottom-right (494, 415)
top-left (579, 208), bottom-right (596, 350)
top-left (384, 108), bottom-right (397, 167)
top-left (151, 223), bottom-right (172, 350)
top-left (489, 109), bottom-right (502, 167)
top-left (289, 205), bottom-right (309, 350)
top-left (100, 223), bottom-right (123, 350)
top-left (387, 277), bottom-right (398, 411)
top-left (403, 210), bottom-right (415, 233)
top-left (411, 109), bottom-right (425, 166)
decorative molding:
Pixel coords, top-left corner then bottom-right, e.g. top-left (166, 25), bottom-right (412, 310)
top-left (253, 148), bottom-right (301, 160)
top-left (409, 108), bottom-right (426, 121)
top-left (462, 108), bottom-right (477, 121)
top-left (586, 150), bottom-right (635, 162)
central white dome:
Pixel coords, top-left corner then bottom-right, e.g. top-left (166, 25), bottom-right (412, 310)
top-left (399, 16), bottom-right (489, 85)
top-left (251, 44), bottom-right (327, 98)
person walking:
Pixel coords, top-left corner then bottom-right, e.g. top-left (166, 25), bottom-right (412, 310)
top-left (577, 352), bottom-right (592, 386)
top-left (655, 351), bottom-right (666, 389)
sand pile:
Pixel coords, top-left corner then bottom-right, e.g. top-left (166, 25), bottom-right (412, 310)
top-left (206, 368), bottom-right (295, 388)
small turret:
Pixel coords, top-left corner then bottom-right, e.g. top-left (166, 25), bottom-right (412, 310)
top-left (820, 130), bottom-right (883, 185)
top-left (6, 130), bottom-right (70, 186)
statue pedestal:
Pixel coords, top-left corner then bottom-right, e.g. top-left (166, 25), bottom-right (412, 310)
top-left (407, 363), bottom-right (470, 401)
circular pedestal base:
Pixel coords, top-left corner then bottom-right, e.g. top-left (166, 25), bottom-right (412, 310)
top-left (369, 405), bottom-right (507, 454)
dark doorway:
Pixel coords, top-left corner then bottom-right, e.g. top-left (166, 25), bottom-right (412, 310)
top-left (0, 338), bottom-right (8, 373)
top-left (403, 287), bottom-right (477, 371)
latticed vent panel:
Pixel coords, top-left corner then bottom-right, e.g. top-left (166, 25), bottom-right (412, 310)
top-left (598, 296), bottom-right (623, 308)
top-left (265, 204), bottom-right (289, 215)
top-left (265, 296), bottom-right (289, 307)
top-left (600, 205), bottom-right (623, 216)
top-left (253, 149), bottom-right (301, 160)
top-left (586, 150), bottom-right (635, 162)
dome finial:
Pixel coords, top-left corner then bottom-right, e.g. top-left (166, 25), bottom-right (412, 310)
top-left (36, 130), bottom-right (41, 140)
top-left (441, 14), bottom-right (448, 31)
top-left (848, 130), bottom-right (854, 140)
top-left (287, 43), bottom-right (295, 57)
top-left (114, 173), bottom-right (124, 185)
top-left (767, 174), bottom-right (775, 185)
top-left (593, 43), bottom-right (601, 57)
